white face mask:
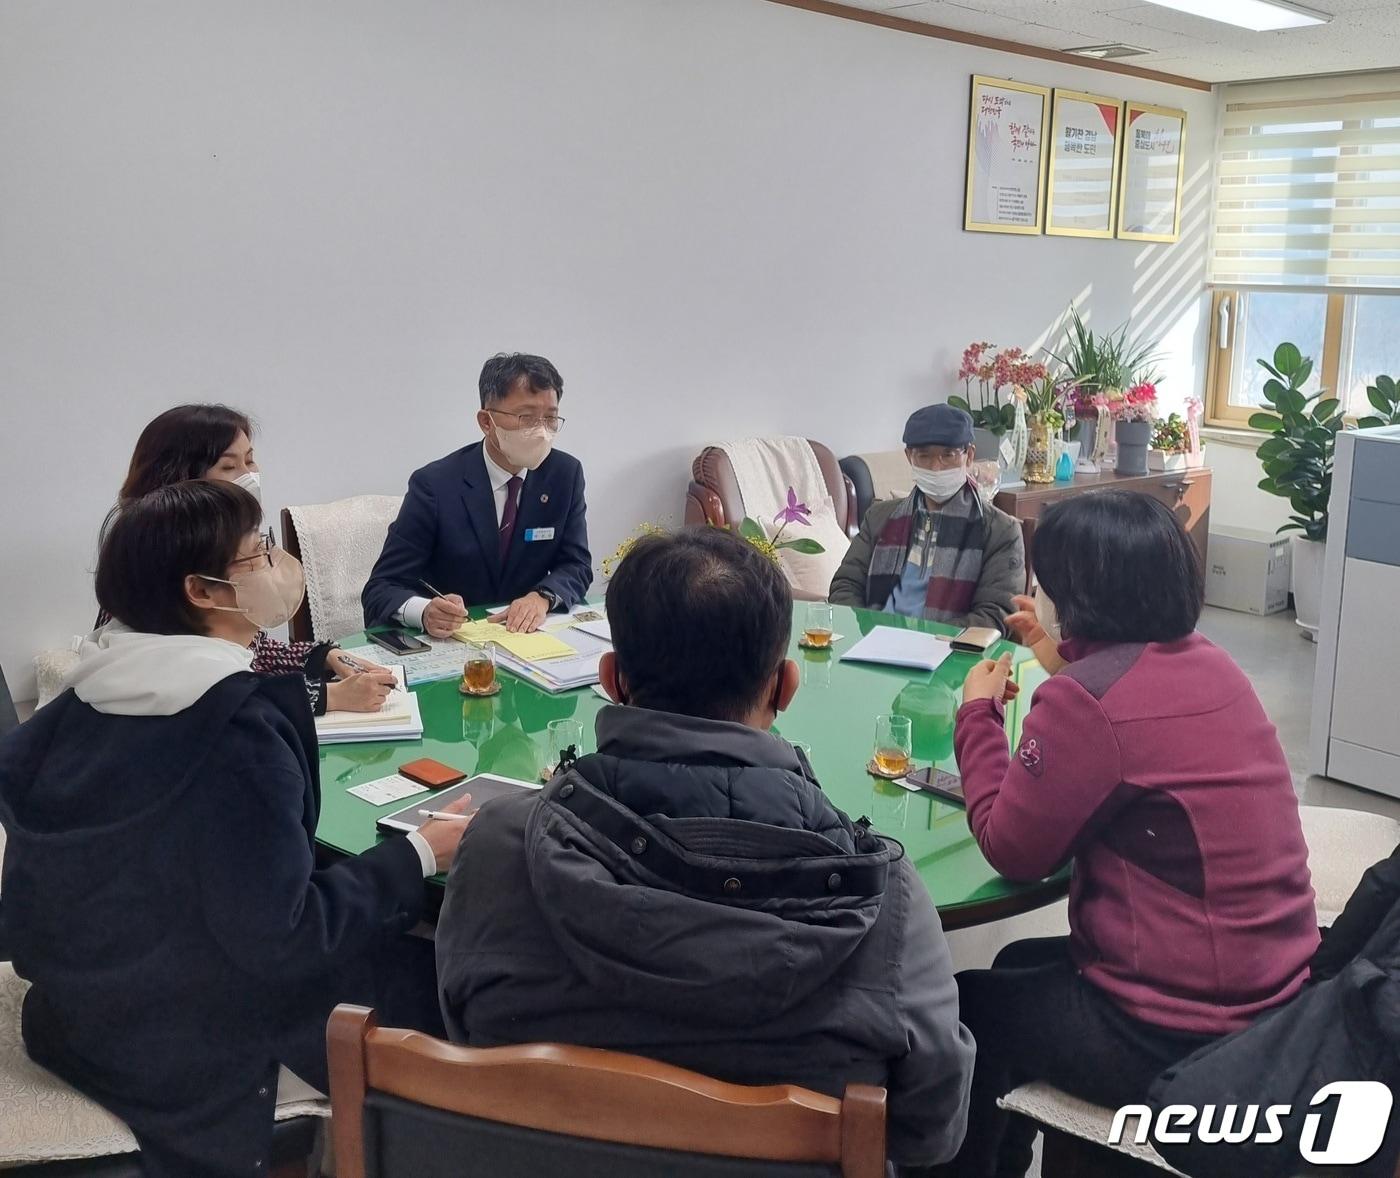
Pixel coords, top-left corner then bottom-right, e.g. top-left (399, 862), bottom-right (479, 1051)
top-left (232, 470), bottom-right (262, 504)
top-left (492, 421), bottom-right (553, 471)
top-left (1035, 588), bottom-right (1063, 644)
top-left (910, 463), bottom-right (968, 504)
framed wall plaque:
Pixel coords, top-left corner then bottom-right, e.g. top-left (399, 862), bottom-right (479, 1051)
top-left (1117, 101), bottom-right (1187, 242)
top-left (964, 75), bottom-right (1051, 235)
top-left (1046, 89), bottom-right (1124, 239)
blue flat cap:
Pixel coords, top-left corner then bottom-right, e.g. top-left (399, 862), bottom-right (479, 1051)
top-left (904, 404), bottom-right (974, 448)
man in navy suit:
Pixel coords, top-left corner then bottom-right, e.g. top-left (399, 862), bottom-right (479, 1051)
top-left (362, 353), bottom-right (592, 635)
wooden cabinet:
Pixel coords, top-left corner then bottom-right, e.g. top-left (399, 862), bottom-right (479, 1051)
top-left (994, 468), bottom-right (1212, 579)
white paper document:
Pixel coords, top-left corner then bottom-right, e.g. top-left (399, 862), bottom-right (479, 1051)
top-left (347, 774), bottom-right (430, 806)
top-left (838, 626), bottom-right (954, 673)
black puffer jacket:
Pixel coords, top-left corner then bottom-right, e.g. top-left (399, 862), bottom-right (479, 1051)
top-left (1147, 845), bottom-right (1400, 1178)
top-left (437, 704), bottom-right (976, 1168)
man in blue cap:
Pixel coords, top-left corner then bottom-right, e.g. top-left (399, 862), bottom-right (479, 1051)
top-left (829, 404), bottom-right (1025, 630)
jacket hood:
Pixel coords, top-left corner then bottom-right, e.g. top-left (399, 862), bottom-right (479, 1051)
top-left (66, 623), bottom-right (253, 716)
top-left (523, 705), bottom-right (897, 1028)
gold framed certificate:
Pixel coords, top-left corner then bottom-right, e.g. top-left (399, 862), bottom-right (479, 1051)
top-left (1117, 101), bottom-right (1187, 243)
top-left (1046, 89), bottom-right (1124, 239)
top-left (964, 75), bottom-right (1051, 236)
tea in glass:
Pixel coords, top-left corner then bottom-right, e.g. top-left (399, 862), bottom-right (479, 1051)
top-left (803, 602), bottom-right (834, 648)
top-left (461, 642), bottom-right (497, 694)
top-left (873, 714), bottom-right (912, 777)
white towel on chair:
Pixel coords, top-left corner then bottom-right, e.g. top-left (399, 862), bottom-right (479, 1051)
top-left (717, 437), bottom-right (827, 523)
top-left (287, 495), bottom-right (403, 642)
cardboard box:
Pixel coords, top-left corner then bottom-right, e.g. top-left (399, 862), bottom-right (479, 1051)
top-left (1205, 526), bottom-right (1293, 616)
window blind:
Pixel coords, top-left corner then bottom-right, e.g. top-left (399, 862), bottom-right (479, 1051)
top-left (1211, 71), bottom-right (1400, 290)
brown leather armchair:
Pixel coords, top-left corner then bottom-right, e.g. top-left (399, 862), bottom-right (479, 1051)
top-left (684, 440), bottom-right (859, 536)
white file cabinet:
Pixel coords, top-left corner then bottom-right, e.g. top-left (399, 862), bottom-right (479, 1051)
top-left (1311, 426), bottom-right (1400, 794)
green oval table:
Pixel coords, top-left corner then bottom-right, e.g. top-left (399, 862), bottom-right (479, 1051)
top-left (316, 604), bottom-right (1069, 930)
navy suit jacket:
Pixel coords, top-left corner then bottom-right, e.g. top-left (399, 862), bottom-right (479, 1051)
top-left (362, 443), bottom-right (592, 627)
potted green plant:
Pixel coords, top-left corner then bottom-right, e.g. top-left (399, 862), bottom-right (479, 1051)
top-left (1053, 307), bottom-right (1161, 472)
top-left (1358, 374), bottom-right (1400, 428)
top-left (1148, 412), bottom-right (1196, 472)
top-left (1249, 342), bottom-right (1344, 640)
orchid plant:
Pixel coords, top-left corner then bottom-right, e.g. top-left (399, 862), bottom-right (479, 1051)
top-left (1023, 370), bottom-right (1078, 433)
top-left (740, 487), bottom-right (826, 563)
top-left (603, 490), bottom-right (824, 580)
top-left (949, 342), bottom-right (1048, 437)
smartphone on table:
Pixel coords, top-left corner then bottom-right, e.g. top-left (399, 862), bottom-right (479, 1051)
top-left (903, 766), bottom-right (966, 809)
top-left (369, 628), bottom-right (432, 656)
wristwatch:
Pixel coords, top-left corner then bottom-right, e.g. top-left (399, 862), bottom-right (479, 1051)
top-left (535, 587), bottom-right (560, 610)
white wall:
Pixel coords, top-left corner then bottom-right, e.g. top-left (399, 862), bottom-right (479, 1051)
top-left (0, 0), bottom-right (1219, 699)
top-left (1204, 436), bottom-right (1291, 534)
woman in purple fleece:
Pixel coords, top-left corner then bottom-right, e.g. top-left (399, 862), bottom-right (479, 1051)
top-left (944, 491), bottom-right (1319, 1177)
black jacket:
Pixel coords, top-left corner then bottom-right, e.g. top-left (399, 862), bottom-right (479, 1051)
top-left (361, 441), bottom-right (592, 626)
top-left (0, 674), bottom-right (426, 1178)
top-left (436, 704), bottom-right (976, 1168)
top-left (1148, 845), bottom-right (1400, 1178)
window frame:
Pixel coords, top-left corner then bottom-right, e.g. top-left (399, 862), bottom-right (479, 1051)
top-left (1206, 287), bottom-right (1347, 427)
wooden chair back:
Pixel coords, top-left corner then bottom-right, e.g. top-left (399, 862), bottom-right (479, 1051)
top-left (327, 1006), bottom-right (886, 1178)
top-left (278, 507), bottom-right (315, 644)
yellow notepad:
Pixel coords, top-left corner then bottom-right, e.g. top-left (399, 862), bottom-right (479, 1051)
top-left (452, 620), bottom-right (576, 662)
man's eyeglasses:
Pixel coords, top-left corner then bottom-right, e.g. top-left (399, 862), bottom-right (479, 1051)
top-left (488, 409), bottom-right (565, 434)
top-left (910, 446), bottom-right (969, 471)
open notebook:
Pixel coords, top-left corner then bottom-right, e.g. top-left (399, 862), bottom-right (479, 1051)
top-left (315, 666), bottom-right (424, 744)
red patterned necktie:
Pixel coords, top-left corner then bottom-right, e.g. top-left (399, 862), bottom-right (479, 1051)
top-left (499, 475), bottom-right (523, 561)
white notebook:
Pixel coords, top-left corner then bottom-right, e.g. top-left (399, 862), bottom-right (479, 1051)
top-left (317, 665), bottom-right (411, 729)
top-left (838, 626), bottom-right (953, 673)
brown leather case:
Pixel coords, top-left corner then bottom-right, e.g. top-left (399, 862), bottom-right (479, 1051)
top-left (398, 758), bottom-right (468, 790)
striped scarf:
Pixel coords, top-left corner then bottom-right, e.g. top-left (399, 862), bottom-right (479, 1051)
top-left (866, 482), bottom-right (986, 623)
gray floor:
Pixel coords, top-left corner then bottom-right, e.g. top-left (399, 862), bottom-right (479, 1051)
top-left (1197, 604), bottom-right (1400, 820)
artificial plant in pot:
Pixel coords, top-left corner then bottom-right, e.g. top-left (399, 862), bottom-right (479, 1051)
top-left (1249, 342), bottom-right (1344, 640)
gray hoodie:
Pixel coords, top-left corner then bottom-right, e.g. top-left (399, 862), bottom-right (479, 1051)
top-left (436, 704), bottom-right (975, 1168)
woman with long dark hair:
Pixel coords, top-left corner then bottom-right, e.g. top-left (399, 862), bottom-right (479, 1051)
top-left (102, 404), bottom-right (393, 713)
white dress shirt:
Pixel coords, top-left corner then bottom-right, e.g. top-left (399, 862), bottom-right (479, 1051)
top-left (405, 828), bottom-right (438, 877)
top-left (396, 447), bottom-right (527, 631)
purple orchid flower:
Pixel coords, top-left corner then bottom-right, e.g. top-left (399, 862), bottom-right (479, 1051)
top-left (773, 486), bottom-right (812, 527)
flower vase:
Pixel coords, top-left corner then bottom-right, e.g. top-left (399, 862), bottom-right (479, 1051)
top-left (1024, 415), bottom-right (1056, 483)
top-left (1075, 416), bottom-right (1098, 467)
top-left (1005, 401), bottom-right (1029, 487)
top-left (1114, 419), bottom-right (1152, 475)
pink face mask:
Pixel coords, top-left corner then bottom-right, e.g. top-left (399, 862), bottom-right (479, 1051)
top-left (492, 421), bottom-right (553, 471)
top-left (201, 548), bottom-right (306, 630)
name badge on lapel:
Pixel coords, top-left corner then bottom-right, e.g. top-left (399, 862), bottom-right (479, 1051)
top-left (523, 527), bottom-right (555, 542)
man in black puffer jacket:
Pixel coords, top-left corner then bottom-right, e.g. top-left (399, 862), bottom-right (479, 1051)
top-left (436, 526), bottom-right (976, 1170)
